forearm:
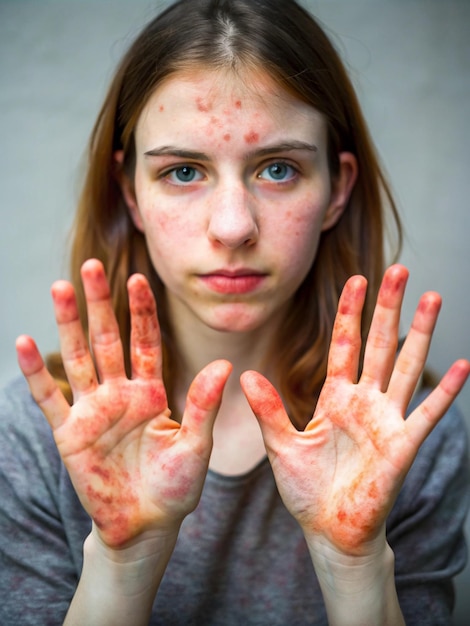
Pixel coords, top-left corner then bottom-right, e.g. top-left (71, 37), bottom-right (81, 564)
top-left (64, 525), bottom-right (179, 626)
top-left (306, 536), bottom-right (405, 626)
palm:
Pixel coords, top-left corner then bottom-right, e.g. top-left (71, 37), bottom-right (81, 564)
top-left (242, 265), bottom-right (469, 555)
top-left (17, 260), bottom-right (231, 547)
top-left (269, 381), bottom-right (411, 552)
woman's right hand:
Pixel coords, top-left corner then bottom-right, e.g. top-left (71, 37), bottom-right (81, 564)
top-left (16, 259), bottom-right (232, 548)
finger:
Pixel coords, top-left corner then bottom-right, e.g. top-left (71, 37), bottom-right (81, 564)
top-left (326, 275), bottom-right (367, 382)
top-left (51, 279), bottom-right (98, 396)
top-left (81, 259), bottom-right (126, 381)
top-left (361, 265), bottom-right (408, 390)
top-left (16, 335), bottom-right (71, 429)
top-left (405, 359), bottom-right (470, 447)
top-left (181, 360), bottom-right (232, 440)
top-left (128, 273), bottom-right (163, 380)
top-left (387, 292), bottom-right (441, 412)
top-left (240, 370), bottom-right (294, 454)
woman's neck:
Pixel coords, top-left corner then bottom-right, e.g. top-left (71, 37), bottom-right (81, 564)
top-left (169, 301), bottom-right (283, 397)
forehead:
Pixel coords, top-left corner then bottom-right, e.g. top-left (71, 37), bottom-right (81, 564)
top-left (135, 67), bottom-right (325, 145)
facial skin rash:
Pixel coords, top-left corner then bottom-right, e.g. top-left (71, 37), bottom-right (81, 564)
top-left (196, 96), bottom-right (212, 112)
top-left (244, 130), bottom-right (260, 144)
top-left (133, 68), bottom-right (341, 336)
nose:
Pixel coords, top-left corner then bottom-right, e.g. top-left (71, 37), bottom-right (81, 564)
top-left (207, 181), bottom-right (259, 249)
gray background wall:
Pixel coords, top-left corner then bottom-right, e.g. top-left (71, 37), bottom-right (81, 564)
top-left (1, 1), bottom-right (469, 622)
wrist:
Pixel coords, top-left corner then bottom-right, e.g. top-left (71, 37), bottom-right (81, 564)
top-left (304, 534), bottom-right (404, 626)
top-left (64, 525), bottom-right (180, 626)
top-left (84, 522), bottom-right (180, 589)
top-left (306, 533), bottom-right (394, 591)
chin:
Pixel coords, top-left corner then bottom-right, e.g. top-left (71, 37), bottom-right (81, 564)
top-left (203, 304), bottom-right (278, 335)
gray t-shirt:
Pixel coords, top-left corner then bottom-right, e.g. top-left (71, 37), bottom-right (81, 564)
top-left (0, 376), bottom-right (468, 625)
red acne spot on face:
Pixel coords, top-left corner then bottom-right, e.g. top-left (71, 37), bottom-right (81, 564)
top-left (196, 97), bottom-right (211, 112)
top-left (235, 100), bottom-right (242, 109)
top-left (223, 133), bottom-right (231, 142)
top-left (159, 105), bottom-right (164, 112)
top-left (244, 130), bottom-right (259, 144)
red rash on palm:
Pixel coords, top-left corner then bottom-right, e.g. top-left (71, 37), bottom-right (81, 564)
top-left (158, 453), bottom-right (196, 501)
top-left (18, 261), bottom-right (234, 551)
top-left (86, 475), bottom-right (140, 546)
top-left (330, 473), bottom-right (382, 544)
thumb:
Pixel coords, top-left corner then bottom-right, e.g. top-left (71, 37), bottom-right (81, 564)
top-left (240, 370), bottom-right (294, 450)
top-left (181, 360), bottom-right (232, 440)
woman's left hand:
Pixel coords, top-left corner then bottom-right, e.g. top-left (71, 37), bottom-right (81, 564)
top-left (241, 264), bottom-right (469, 557)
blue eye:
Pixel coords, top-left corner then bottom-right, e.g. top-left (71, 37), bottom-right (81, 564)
top-left (166, 166), bottom-right (203, 184)
top-left (259, 162), bottom-right (296, 182)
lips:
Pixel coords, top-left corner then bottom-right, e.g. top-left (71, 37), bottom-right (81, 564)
top-left (198, 269), bottom-right (267, 294)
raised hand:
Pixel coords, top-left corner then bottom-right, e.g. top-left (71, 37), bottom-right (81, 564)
top-left (16, 259), bottom-right (231, 548)
top-left (241, 265), bottom-right (469, 556)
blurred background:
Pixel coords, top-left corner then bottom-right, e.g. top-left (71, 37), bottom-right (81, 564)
top-left (1, 1), bottom-right (469, 622)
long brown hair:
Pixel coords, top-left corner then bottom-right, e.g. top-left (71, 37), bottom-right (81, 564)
top-left (48, 0), bottom-right (401, 428)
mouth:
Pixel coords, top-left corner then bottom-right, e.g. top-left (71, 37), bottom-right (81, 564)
top-left (198, 269), bottom-right (267, 295)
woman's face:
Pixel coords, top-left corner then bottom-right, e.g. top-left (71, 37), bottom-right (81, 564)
top-left (124, 68), bottom-right (355, 336)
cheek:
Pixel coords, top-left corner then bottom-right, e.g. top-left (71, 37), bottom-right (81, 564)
top-left (136, 204), bottom-right (199, 282)
top-left (268, 198), bottom-right (328, 268)
top-left (137, 187), bottom-right (201, 244)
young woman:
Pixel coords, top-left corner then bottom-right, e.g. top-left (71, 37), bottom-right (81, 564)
top-left (1, 1), bottom-right (468, 624)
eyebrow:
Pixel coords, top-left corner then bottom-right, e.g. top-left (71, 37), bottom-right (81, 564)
top-left (143, 141), bottom-right (318, 161)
